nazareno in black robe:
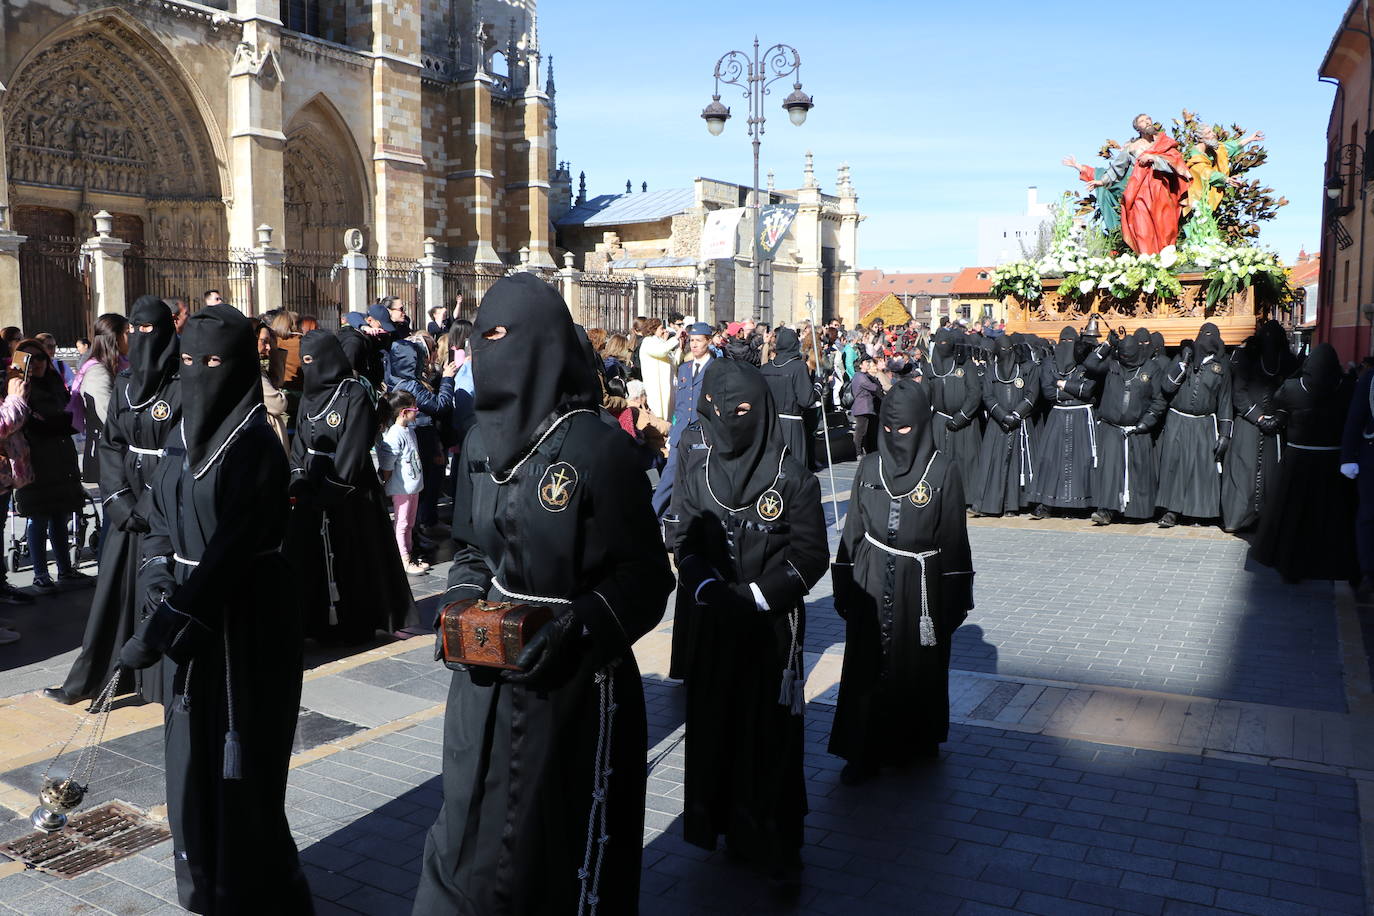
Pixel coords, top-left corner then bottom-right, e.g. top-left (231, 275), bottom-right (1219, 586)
top-left (414, 274), bottom-right (673, 916)
top-left (1029, 328), bottom-right (1098, 509)
top-left (830, 380), bottom-right (974, 765)
top-left (671, 358), bottom-right (828, 874)
top-left (760, 327), bottom-right (817, 470)
top-left (1252, 344), bottom-right (1358, 582)
top-left (971, 336), bottom-right (1039, 515)
top-left (1080, 336), bottom-right (1167, 518)
top-left (60, 294), bottom-right (182, 704)
top-left (285, 331), bottom-right (414, 644)
top-left (127, 305), bottom-right (311, 913)
top-left (1157, 324), bottom-right (1234, 519)
top-left (1221, 322), bottom-right (1295, 532)
top-left (665, 423), bottom-right (711, 681)
top-left (927, 330), bottom-right (982, 505)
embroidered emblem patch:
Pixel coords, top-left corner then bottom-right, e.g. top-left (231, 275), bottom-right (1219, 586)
top-left (539, 462), bottom-right (577, 512)
top-left (756, 489), bottom-right (784, 521)
top-left (910, 480), bottom-right (932, 507)
top-left (954, 368), bottom-right (965, 378)
top-left (1211, 363), bottom-right (1222, 375)
top-left (326, 410), bottom-right (342, 428)
top-left (1140, 373), bottom-right (1150, 383)
top-left (1013, 378), bottom-right (1024, 389)
top-left (150, 400), bottom-right (171, 422)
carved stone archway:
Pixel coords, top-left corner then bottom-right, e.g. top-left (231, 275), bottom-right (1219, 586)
top-left (2, 16), bottom-right (225, 246)
top-left (284, 98), bottom-right (368, 252)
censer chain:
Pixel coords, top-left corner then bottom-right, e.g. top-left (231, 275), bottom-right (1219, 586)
top-left (41, 671), bottom-right (121, 788)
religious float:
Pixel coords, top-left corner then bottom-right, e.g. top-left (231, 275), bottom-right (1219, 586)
top-left (996, 110), bottom-right (1293, 345)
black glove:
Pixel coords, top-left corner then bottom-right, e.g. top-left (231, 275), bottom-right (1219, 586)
top-left (830, 564), bottom-right (854, 620)
top-left (504, 611), bottom-right (584, 691)
top-left (1213, 436), bottom-right (1231, 462)
top-left (288, 475), bottom-right (314, 508)
top-left (1007, 410), bottom-right (1022, 427)
top-left (1126, 423), bottom-right (1151, 436)
top-left (120, 513), bottom-right (151, 534)
top-left (1107, 329), bottom-right (1120, 347)
top-left (1179, 342), bottom-right (1195, 366)
top-left (119, 600), bottom-right (208, 669)
top-left (1257, 415), bottom-right (1282, 435)
top-left (946, 414), bottom-right (970, 432)
top-left (695, 579), bottom-right (757, 611)
top-left (676, 554), bottom-right (718, 597)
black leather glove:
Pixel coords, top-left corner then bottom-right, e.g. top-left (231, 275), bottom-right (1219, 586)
top-left (1127, 423), bottom-right (1151, 436)
top-left (1107, 329), bottom-right (1120, 347)
top-left (504, 611), bottom-right (583, 691)
top-left (1213, 436), bottom-right (1231, 462)
top-left (830, 564), bottom-right (854, 620)
top-left (288, 475), bottom-right (314, 508)
top-left (1257, 415), bottom-right (1282, 435)
top-left (121, 513), bottom-right (151, 534)
top-left (1179, 342), bottom-right (1195, 366)
top-left (676, 554), bottom-right (718, 597)
top-left (119, 600), bottom-right (208, 669)
top-left (695, 578), bottom-right (756, 610)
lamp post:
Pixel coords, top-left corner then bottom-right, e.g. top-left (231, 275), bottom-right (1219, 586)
top-left (701, 38), bottom-right (813, 322)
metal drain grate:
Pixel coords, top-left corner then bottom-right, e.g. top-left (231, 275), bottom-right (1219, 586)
top-left (0, 801), bottom-right (171, 878)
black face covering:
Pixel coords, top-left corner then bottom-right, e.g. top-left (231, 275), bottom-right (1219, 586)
top-left (700, 358), bottom-right (785, 507)
top-left (770, 327), bottom-right (802, 365)
top-left (180, 305), bottom-right (264, 474)
top-left (933, 329), bottom-right (955, 361)
top-left (1150, 332), bottom-right (1166, 360)
top-left (1054, 325), bottom-right (1079, 373)
top-left (1118, 334), bottom-right (1146, 368)
top-left (300, 330), bottom-right (354, 419)
top-left (472, 273), bottom-right (600, 477)
top-left (1301, 343), bottom-right (1341, 397)
top-left (878, 379), bottom-right (936, 494)
top-left (993, 334), bottom-right (1017, 375)
top-left (1197, 322), bottom-right (1226, 360)
top-left (336, 325), bottom-right (369, 375)
top-left (127, 294), bottom-right (178, 406)
top-left (1256, 320), bottom-right (1290, 370)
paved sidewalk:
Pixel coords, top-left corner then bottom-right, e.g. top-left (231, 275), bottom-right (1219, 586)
top-left (0, 471), bottom-right (1370, 915)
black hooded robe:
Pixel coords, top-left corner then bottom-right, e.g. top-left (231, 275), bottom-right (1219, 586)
top-left (672, 359), bottom-right (828, 873)
top-left (124, 305), bottom-right (311, 913)
top-left (1029, 329), bottom-right (1098, 509)
top-left (927, 333), bottom-right (982, 506)
top-left (760, 328), bottom-right (817, 470)
top-left (1157, 326), bottom-right (1233, 519)
top-left (1252, 345), bottom-right (1358, 581)
top-left (1081, 336), bottom-right (1167, 518)
top-left (971, 337), bottom-right (1039, 515)
top-left (286, 331), bottom-right (414, 644)
top-left (829, 381), bottom-right (974, 765)
top-left (414, 274), bottom-right (674, 916)
top-left (1221, 324), bottom-right (1295, 532)
top-left (58, 295), bottom-right (182, 703)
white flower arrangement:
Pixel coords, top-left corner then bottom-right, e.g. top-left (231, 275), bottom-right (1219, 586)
top-left (989, 260), bottom-right (1043, 301)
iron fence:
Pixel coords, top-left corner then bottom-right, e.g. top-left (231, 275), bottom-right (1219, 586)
top-left (17, 235), bottom-right (88, 344)
top-left (647, 277), bottom-right (695, 322)
top-left (367, 256), bottom-right (422, 327)
top-left (282, 250), bottom-right (347, 329)
top-left (439, 262), bottom-right (509, 322)
top-left (125, 246), bottom-right (256, 315)
top-left (578, 273), bottom-right (637, 333)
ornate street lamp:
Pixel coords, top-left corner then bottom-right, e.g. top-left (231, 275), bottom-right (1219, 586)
top-left (702, 38), bottom-right (813, 321)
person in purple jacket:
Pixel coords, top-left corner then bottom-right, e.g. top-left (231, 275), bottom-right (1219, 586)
top-left (849, 355), bottom-right (883, 456)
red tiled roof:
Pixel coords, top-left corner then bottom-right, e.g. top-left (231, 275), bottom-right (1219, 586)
top-left (951, 266), bottom-right (995, 295)
top-left (858, 270), bottom-right (958, 295)
top-left (1290, 255), bottom-right (1320, 288)
top-left (858, 291), bottom-right (890, 318)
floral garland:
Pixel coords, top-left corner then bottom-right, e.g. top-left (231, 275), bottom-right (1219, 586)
top-left (989, 260), bottom-right (1042, 301)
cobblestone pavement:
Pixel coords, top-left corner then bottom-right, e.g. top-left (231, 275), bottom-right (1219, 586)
top-left (0, 461), bottom-right (1370, 915)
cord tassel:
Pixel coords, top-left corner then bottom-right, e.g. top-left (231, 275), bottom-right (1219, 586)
top-left (778, 667), bottom-right (797, 710)
top-left (222, 729), bottom-right (242, 780)
top-left (920, 613), bottom-right (937, 647)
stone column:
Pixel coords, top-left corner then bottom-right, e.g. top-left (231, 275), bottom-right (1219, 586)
top-left (836, 163), bottom-right (862, 326)
top-left (371, 0), bottom-right (427, 257)
top-left (227, 10), bottom-right (287, 250)
top-left (343, 251), bottom-right (369, 313)
top-left (512, 66), bottom-right (556, 268)
top-left (560, 251), bottom-right (580, 312)
top-left (419, 237), bottom-right (447, 317)
top-left (0, 205), bottom-right (25, 330)
top-left (250, 224), bottom-right (284, 316)
top-left (794, 152), bottom-right (824, 321)
top-left (82, 211), bottom-right (130, 317)
top-left (636, 270), bottom-right (650, 316)
top-left (448, 77), bottom-right (503, 264)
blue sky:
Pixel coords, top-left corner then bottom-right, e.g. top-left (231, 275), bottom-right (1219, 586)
top-left (541, 0), bottom-right (1339, 272)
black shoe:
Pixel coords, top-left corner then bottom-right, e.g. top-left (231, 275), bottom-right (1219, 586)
top-left (1091, 509), bottom-right (1112, 526)
top-left (57, 570), bottom-right (91, 584)
top-left (840, 761), bottom-right (878, 786)
top-left (1157, 511), bottom-right (1178, 529)
top-left (42, 687), bottom-right (84, 706)
top-left (1031, 504), bottom-right (1051, 520)
top-left (30, 577), bottom-right (58, 594)
top-left (0, 583), bottom-right (34, 605)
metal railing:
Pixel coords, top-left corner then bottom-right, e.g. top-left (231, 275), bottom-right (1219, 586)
top-left (125, 245), bottom-right (256, 315)
top-left (647, 277), bottom-right (695, 322)
top-left (17, 235), bottom-right (88, 344)
top-left (578, 273), bottom-right (637, 333)
top-left (439, 262), bottom-right (509, 322)
top-left (367, 256), bottom-right (421, 326)
top-left (282, 250), bottom-right (346, 328)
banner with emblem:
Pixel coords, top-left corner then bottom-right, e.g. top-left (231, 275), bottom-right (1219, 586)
top-left (699, 207), bottom-right (747, 260)
top-left (756, 204), bottom-right (799, 262)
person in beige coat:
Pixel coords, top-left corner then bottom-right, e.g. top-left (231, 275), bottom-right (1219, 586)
top-left (256, 323), bottom-right (289, 449)
top-left (637, 318), bottom-right (680, 421)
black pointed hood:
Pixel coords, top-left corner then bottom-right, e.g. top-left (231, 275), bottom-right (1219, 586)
top-left (180, 305), bottom-right (263, 475)
top-left (472, 273), bottom-right (600, 477)
top-left (878, 379), bottom-right (936, 495)
top-left (1054, 325), bottom-right (1079, 373)
top-left (300, 330), bottom-right (354, 420)
top-left (769, 327), bottom-right (802, 366)
top-left (1118, 332), bottom-right (1146, 368)
top-left (1197, 322), bottom-right (1226, 360)
top-left (126, 294), bottom-right (178, 406)
top-left (993, 333), bottom-right (1017, 376)
top-left (1301, 343), bottom-right (1341, 397)
top-left (700, 358), bottom-right (785, 507)
top-left (336, 324), bottom-right (369, 375)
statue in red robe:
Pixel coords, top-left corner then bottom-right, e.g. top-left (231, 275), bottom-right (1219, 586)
top-left (1120, 114), bottom-right (1189, 255)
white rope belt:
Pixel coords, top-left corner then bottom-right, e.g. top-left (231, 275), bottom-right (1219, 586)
top-left (934, 410), bottom-right (952, 419)
top-left (491, 578), bottom-right (573, 606)
top-left (1018, 422), bottom-right (1033, 487)
top-left (306, 448), bottom-right (335, 458)
top-left (1054, 403), bottom-right (1097, 466)
top-left (577, 663), bottom-right (618, 915)
top-left (173, 554), bottom-right (199, 567)
top-left (778, 414), bottom-right (803, 420)
top-left (1114, 424), bottom-right (1135, 508)
top-left (1169, 408), bottom-right (1221, 474)
top-left (129, 446), bottom-right (165, 457)
top-left (862, 535), bottom-right (940, 646)
top-left (1287, 443), bottom-right (1340, 451)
